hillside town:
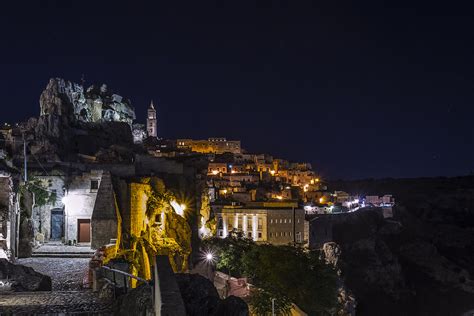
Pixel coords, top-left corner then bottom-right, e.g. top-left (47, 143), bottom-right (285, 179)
top-left (0, 78), bottom-right (394, 315)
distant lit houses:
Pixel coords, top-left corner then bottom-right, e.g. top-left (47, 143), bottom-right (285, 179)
top-left (177, 138), bottom-right (241, 154)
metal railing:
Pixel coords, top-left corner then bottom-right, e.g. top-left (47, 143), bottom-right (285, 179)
top-left (95, 265), bottom-right (154, 300)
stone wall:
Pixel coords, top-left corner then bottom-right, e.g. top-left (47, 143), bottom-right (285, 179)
top-left (64, 170), bottom-right (103, 243)
top-left (128, 183), bottom-right (149, 238)
top-left (91, 172), bottom-right (118, 249)
top-left (0, 176), bottom-right (14, 256)
top-left (135, 155), bottom-right (184, 175)
top-left (31, 176), bottom-right (65, 242)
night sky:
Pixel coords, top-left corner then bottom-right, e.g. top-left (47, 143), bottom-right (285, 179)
top-left (1, 1), bottom-right (473, 179)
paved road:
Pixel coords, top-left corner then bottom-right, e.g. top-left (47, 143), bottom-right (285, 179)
top-left (0, 291), bottom-right (113, 314)
top-left (18, 257), bottom-right (90, 291)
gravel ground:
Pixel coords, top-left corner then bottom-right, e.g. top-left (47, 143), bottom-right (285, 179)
top-left (17, 258), bottom-right (90, 291)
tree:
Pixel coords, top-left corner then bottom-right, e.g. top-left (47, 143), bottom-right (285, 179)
top-left (202, 236), bottom-right (339, 315)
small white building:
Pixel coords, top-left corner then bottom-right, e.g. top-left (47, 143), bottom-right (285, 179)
top-left (33, 170), bottom-right (104, 244)
top-left (62, 170), bottom-right (103, 243)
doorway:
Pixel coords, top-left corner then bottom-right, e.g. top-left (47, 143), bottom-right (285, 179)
top-left (51, 209), bottom-right (64, 240)
top-left (77, 219), bottom-right (91, 243)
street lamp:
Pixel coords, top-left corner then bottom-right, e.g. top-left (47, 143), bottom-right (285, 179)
top-left (206, 253), bottom-right (213, 261)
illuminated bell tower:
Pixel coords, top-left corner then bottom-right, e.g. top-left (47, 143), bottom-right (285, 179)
top-left (147, 100), bottom-right (157, 138)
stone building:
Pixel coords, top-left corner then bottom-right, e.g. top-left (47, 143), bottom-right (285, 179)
top-left (31, 175), bottom-right (66, 242)
top-left (62, 170), bottom-right (104, 244)
top-left (177, 138), bottom-right (241, 154)
top-left (0, 172), bottom-right (19, 258)
top-left (91, 171), bottom-right (119, 249)
top-left (208, 162), bottom-right (228, 175)
top-left (32, 170), bottom-right (105, 244)
top-left (147, 100), bottom-right (157, 138)
top-left (215, 203), bottom-right (306, 245)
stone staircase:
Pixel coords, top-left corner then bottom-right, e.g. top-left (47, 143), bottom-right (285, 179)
top-left (32, 242), bottom-right (95, 258)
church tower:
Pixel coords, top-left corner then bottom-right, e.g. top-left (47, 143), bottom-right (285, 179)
top-left (147, 100), bottom-right (157, 138)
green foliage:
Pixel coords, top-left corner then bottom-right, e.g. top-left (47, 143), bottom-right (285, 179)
top-left (202, 234), bottom-right (253, 277)
top-left (23, 178), bottom-right (57, 207)
top-left (18, 177), bottom-right (57, 213)
top-left (249, 288), bottom-right (292, 316)
top-left (202, 237), bottom-right (339, 315)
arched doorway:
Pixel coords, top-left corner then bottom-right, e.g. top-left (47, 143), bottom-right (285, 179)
top-left (51, 208), bottom-right (64, 240)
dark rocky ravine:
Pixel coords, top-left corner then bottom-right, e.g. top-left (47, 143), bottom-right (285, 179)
top-left (326, 176), bottom-right (474, 316)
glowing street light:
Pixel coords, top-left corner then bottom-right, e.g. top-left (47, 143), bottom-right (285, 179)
top-left (170, 200), bottom-right (186, 217)
top-left (202, 249), bottom-right (216, 264)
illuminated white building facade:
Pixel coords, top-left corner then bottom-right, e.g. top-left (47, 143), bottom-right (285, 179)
top-left (215, 206), bottom-right (306, 245)
top-left (62, 170), bottom-right (103, 244)
top-left (33, 170), bottom-right (104, 245)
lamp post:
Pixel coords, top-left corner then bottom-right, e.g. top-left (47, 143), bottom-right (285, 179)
top-left (271, 298), bottom-right (276, 316)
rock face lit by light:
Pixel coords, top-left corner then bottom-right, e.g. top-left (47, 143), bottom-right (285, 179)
top-left (198, 217), bottom-right (211, 239)
top-left (39, 78), bottom-right (136, 126)
top-left (170, 200), bottom-right (185, 217)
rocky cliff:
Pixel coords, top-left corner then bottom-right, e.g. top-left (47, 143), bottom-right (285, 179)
top-left (325, 176), bottom-right (474, 316)
top-left (39, 78), bottom-right (135, 126)
top-left (24, 78), bottom-right (135, 161)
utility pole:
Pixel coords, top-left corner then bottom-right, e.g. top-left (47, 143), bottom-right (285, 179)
top-left (272, 298), bottom-right (276, 316)
top-left (22, 133), bottom-right (27, 182)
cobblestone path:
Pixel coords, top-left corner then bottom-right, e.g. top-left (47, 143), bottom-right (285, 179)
top-left (0, 291), bottom-right (113, 314)
top-left (18, 257), bottom-right (90, 291)
top-left (0, 258), bottom-right (114, 314)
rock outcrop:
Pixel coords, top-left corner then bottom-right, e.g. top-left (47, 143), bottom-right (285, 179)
top-left (0, 259), bottom-right (52, 291)
top-left (27, 78), bottom-right (135, 161)
top-left (39, 78), bottom-right (135, 126)
top-left (322, 242), bottom-right (356, 316)
top-left (175, 273), bottom-right (249, 316)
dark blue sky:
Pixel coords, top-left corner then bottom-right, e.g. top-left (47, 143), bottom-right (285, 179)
top-left (0, 1), bottom-right (473, 179)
